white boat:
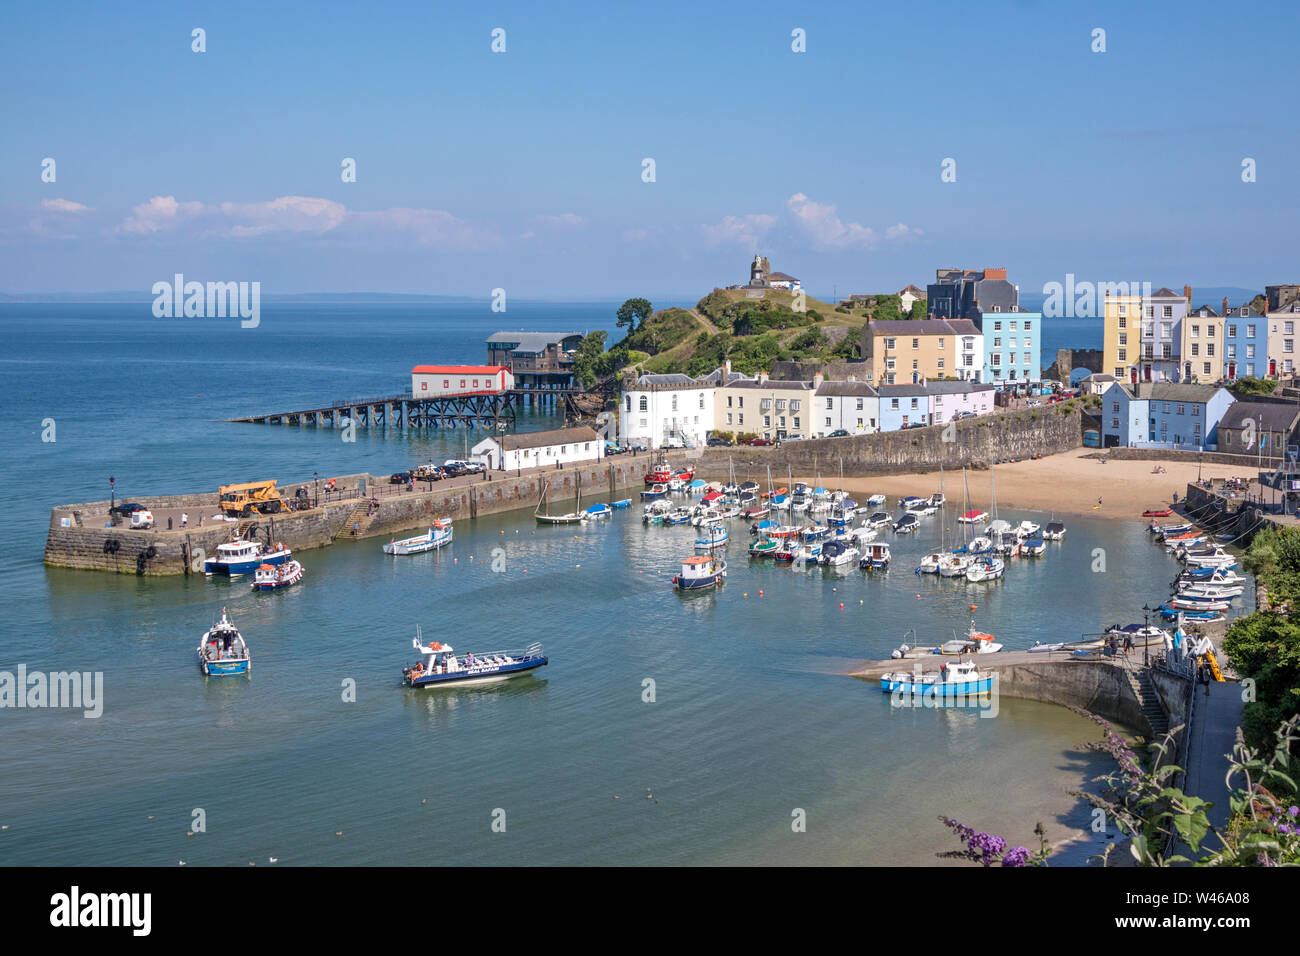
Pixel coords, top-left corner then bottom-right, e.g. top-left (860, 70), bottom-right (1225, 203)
top-left (1014, 520), bottom-right (1041, 539)
top-left (819, 540), bottom-right (860, 567)
top-left (958, 509), bottom-right (989, 525)
top-left (383, 519), bottom-right (453, 555)
top-left (1183, 548), bottom-right (1236, 569)
top-left (1177, 582), bottom-right (1244, 600)
top-left (196, 609), bottom-right (250, 676)
top-left (984, 518), bottom-right (1011, 538)
top-left (403, 632), bottom-right (547, 688)
top-left (846, 525), bottom-right (878, 546)
top-left (251, 559), bottom-right (304, 590)
top-left (1020, 538), bottom-right (1046, 556)
top-left (880, 659), bottom-right (993, 697)
top-left (916, 552), bottom-right (943, 574)
top-left (694, 525), bottom-right (730, 551)
top-left (964, 555), bottom-right (1005, 582)
top-left (203, 538), bottom-right (292, 577)
top-left (966, 535), bottom-right (994, 554)
top-left (642, 499), bottom-right (671, 524)
top-left (861, 542), bottom-right (892, 569)
top-left (937, 554), bottom-right (972, 578)
top-left (893, 513), bottom-right (920, 534)
top-left (1043, 521), bottom-right (1067, 540)
top-left (866, 494), bottom-right (887, 507)
top-left (938, 621), bottom-right (1004, 655)
top-left (864, 512), bottom-right (892, 529)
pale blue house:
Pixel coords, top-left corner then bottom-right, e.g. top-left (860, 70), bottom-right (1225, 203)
top-left (1100, 382), bottom-right (1235, 450)
top-left (878, 384), bottom-right (930, 431)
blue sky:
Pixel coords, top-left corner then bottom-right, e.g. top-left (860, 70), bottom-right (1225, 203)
top-left (1, 0), bottom-right (1296, 300)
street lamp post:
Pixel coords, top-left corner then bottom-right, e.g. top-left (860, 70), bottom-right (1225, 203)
top-left (313, 471), bottom-right (319, 509)
top-left (109, 476), bottom-right (115, 510)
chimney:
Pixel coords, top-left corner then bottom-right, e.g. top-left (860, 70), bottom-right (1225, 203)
top-left (1183, 284), bottom-right (1192, 303)
top-left (1222, 296), bottom-right (1229, 317)
top-left (723, 358), bottom-right (732, 377)
top-left (813, 372), bottom-right (825, 388)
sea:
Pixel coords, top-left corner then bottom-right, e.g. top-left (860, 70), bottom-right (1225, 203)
top-left (0, 301), bottom-right (1158, 867)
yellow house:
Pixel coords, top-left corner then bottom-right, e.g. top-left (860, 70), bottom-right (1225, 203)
top-left (1182, 305), bottom-right (1226, 383)
top-left (1102, 293), bottom-right (1141, 381)
top-left (862, 320), bottom-right (965, 385)
top-left (715, 377), bottom-right (814, 440)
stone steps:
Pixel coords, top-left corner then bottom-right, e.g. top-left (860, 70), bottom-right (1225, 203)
top-left (1127, 669), bottom-right (1170, 737)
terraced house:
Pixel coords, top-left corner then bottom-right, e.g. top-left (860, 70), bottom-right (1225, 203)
top-left (716, 376), bottom-right (813, 441)
top-left (1103, 286), bottom-right (1190, 383)
top-left (1216, 299), bottom-right (1265, 381)
top-left (814, 380), bottom-right (879, 436)
top-left (1099, 382), bottom-right (1234, 450)
top-left (1181, 301), bottom-right (1226, 382)
top-left (861, 319), bottom-right (978, 384)
top-left (1267, 300), bottom-right (1300, 378)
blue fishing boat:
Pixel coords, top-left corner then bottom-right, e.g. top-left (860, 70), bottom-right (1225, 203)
top-left (204, 538), bottom-right (292, 576)
top-left (879, 659), bottom-right (993, 698)
top-left (610, 498), bottom-right (631, 509)
top-left (640, 482), bottom-right (668, 501)
top-left (403, 633), bottom-right (547, 688)
top-left (802, 524), bottom-right (831, 541)
top-left (694, 524), bottom-right (729, 550)
top-left (196, 609), bottom-right (250, 676)
top-left (584, 502), bottom-right (612, 520)
top-left (673, 555), bottom-right (727, 591)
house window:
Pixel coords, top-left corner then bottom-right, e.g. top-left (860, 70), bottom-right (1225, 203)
top-left (1228, 325), bottom-right (1237, 337)
top-left (912, 338), bottom-right (920, 349)
top-left (856, 399), bottom-right (863, 410)
top-left (886, 358), bottom-right (896, 371)
top-left (910, 398), bottom-right (918, 409)
top-left (761, 398), bottom-right (772, 410)
top-left (1118, 349), bottom-right (1126, 362)
top-left (884, 337), bottom-right (896, 350)
top-left (738, 414), bottom-right (743, 424)
top-left (698, 393), bottom-right (705, 409)
top-left (1112, 418), bottom-right (1119, 428)
top-left (825, 417), bottom-right (832, 427)
top-left (1176, 405), bottom-right (1185, 415)
top-left (1247, 344), bottom-right (1256, 358)
top-left (1208, 325), bottom-right (1216, 337)
top-left (826, 397), bottom-right (833, 409)
top-left (1247, 324), bottom-right (1256, 338)
top-left (763, 415), bottom-right (771, 427)
top-left (1163, 306), bottom-right (1173, 318)
top-left (639, 396), bottom-right (648, 412)
top-left (790, 400), bottom-right (800, 412)
top-left (1192, 405), bottom-right (1200, 416)
top-left (1191, 343), bottom-right (1199, 356)
top-left (726, 413), bottom-right (733, 425)
top-left (891, 399), bottom-right (899, 409)
top-left (1203, 363), bottom-right (1211, 375)
top-left (938, 338), bottom-right (945, 349)
top-left (1119, 333), bottom-right (1127, 346)
top-left (994, 321), bottom-right (1002, 331)
top-left (727, 396), bottom-right (733, 407)
top-left (671, 395), bottom-right (678, 411)
top-left (776, 399), bottom-right (786, 411)
top-left (793, 418), bottom-right (800, 429)
top-left (937, 359), bottom-right (945, 369)
top-left (1118, 305), bottom-right (1127, 316)
top-left (1207, 344), bottom-right (1215, 356)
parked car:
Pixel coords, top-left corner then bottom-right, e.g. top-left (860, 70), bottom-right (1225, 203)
top-left (442, 463), bottom-right (468, 478)
top-left (630, 442), bottom-right (649, 452)
top-left (109, 502), bottom-right (147, 516)
top-left (462, 461), bottom-right (486, 474)
top-left (129, 509), bottom-right (155, 529)
top-left (748, 437), bottom-right (775, 446)
top-left (826, 429), bottom-right (849, 438)
top-left (954, 411), bottom-right (978, 420)
top-left (389, 471), bottom-right (413, 484)
top-left (706, 437), bottom-right (733, 447)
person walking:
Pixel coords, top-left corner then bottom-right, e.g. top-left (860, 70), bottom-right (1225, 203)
top-left (1123, 633), bottom-right (1133, 659)
top-left (1199, 660), bottom-right (1212, 696)
top-left (181, 512), bottom-right (188, 528)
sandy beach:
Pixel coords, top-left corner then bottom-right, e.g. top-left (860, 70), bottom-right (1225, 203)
top-left (791, 448), bottom-right (1217, 520)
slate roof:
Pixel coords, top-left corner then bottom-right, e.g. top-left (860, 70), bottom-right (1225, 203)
top-left (485, 331), bottom-right (582, 353)
top-left (495, 426), bottom-right (600, 450)
top-left (1219, 402), bottom-right (1300, 434)
top-left (816, 381), bottom-right (878, 397)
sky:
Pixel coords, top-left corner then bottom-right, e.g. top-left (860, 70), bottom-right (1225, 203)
top-left (1, 0), bottom-right (1296, 301)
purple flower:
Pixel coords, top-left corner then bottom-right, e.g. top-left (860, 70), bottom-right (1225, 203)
top-left (1289, 806), bottom-right (1299, 818)
top-left (1002, 846), bottom-right (1031, 867)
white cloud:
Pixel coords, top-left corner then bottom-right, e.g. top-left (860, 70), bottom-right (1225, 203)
top-left (622, 228), bottom-right (649, 242)
top-left (118, 195), bottom-right (206, 234)
top-left (41, 198), bottom-right (91, 213)
top-left (535, 212), bottom-right (587, 227)
top-left (700, 213), bottom-right (775, 247)
top-left (219, 196), bottom-right (346, 237)
top-left (885, 222), bottom-right (922, 241)
top-left (785, 193), bottom-right (877, 250)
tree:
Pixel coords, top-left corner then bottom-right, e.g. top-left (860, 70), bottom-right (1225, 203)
top-left (571, 330), bottom-right (608, 389)
top-left (616, 297), bottom-right (653, 332)
top-left (909, 298), bottom-right (928, 320)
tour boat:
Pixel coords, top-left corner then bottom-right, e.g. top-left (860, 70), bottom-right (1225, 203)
top-left (893, 513), bottom-right (920, 534)
top-left (672, 555), bottom-right (727, 591)
top-left (251, 559), bottom-right (304, 590)
top-left (694, 525), bottom-right (730, 551)
top-left (880, 659), bottom-right (993, 698)
top-left (861, 542), bottom-right (892, 570)
top-left (819, 540), bottom-right (860, 567)
top-left (204, 539), bottom-right (292, 577)
top-left (403, 633), bottom-right (547, 688)
top-left (958, 509), bottom-right (989, 525)
top-left (749, 536), bottom-right (781, 557)
top-left (196, 609), bottom-right (250, 676)
top-left (964, 555), bottom-right (1005, 582)
top-left (383, 519), bottom-right (453, 555)
top-left (1043, 521), bottom-right (1067, 540)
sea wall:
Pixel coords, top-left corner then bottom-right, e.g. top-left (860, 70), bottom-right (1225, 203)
top-left (695, 408), bottom-right (1083, 478)
top-left (992, 660), bottom-right (1153, 735)
top-left (44, 461), bottom-right (650, 575)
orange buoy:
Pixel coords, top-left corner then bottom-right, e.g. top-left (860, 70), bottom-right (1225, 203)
top-left (839, 603), bottom-right (844, 609)
top-left (970, 604), bottom-right (978, 611)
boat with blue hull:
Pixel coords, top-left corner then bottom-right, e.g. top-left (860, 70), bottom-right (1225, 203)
top-left (196, 609), bottom-right (251, 676)
top-left (879, 659), bottom-right (993, 698)
top-left (204, 538), bottom-right (292, 576)
top-left (383, 519), bottom-right (453, 555)
top-left (403, 634), bottom-right (547, 689)
top-left (672, 555), bottom-right (727, 591)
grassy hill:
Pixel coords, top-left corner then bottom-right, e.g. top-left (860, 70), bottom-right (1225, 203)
top-left (593, 289), bottom-right (870, 380)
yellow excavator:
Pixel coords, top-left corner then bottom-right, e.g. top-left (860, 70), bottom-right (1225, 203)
top-left (219, 480), bottom-right (288, 517)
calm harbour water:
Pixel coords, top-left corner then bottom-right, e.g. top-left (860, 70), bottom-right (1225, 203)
top-left (1, 303), bottom-right (1165, 866)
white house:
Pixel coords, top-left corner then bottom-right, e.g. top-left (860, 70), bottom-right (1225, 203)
top-left (473, 426), bottom-right (603, 472)
top-left (620, 372), bottom-right (717, 448)
top-left (928, 380), bottom-right (996, 422)
top-left (767, 271), bottom-right (801, 292)
top-left (814, 380), bottom-right (879, 436)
